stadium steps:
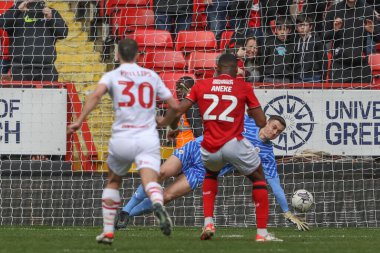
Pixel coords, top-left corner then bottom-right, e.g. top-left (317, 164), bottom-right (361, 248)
top-left (47, 2), bottom-right (175, 170)
top-left (47, 1), bottom-right (112, 167)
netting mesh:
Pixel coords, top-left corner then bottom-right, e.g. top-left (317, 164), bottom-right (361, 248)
top-left (0, 0), bottom-right (379, 227)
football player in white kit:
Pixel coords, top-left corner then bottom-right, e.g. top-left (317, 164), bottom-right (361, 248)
top-left (67, 39), bottom-right (179, 244)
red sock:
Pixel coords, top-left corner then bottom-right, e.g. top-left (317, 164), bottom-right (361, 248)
top-left (252, 180), bottom-right (269, 229)
top-left (202, 173), bottom-right (218, 218)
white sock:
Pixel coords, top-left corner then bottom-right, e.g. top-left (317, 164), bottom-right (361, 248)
top-left (204, 217), bottom-right (214, 227)
top-left (145, 182), bottom-right (164, 205)
top-left (257, 228), bottom-right (268, 237)
top-left (102, 188), bottom-right (120, 233)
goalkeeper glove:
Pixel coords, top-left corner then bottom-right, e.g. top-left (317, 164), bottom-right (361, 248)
top-left (283, 211), bottom-right (310, 231)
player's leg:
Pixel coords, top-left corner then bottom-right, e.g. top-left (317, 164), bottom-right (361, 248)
top-left (163, 173), bottom-right (193, 203)
top-left (246, 167), bottom-right (282, 241)
top-left (245, 165), bottom-right (272, 241)
top-left (116, 155), bottom-right (183, 229)
top-left (223, 138), bottom-right (282, 242)
top-left (159, 155), bottom-right (183, 181)
top-left (97, 138), bottom-right (133, 244)
top-left (136, 137), bottom-right (172, 236)
top-left (114, 184), bottom-right (146, 230)
top-left (200, 169), bottom-right (218, 240)
top-left (125, 170), bottom-right (195, 218)
top-left (123, 155), bottom-right (182, 212)
top-left (139, 167), bottom-right (172, 236)
top-left (199, 148), bottom-right (225, 240)
top-left (96, 170), bottom-right (123, 244)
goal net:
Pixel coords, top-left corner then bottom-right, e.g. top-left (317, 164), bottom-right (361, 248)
top-left (0, 0), bottom-right (379, 228)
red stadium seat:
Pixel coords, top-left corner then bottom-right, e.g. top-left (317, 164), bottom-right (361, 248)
top-left (107, 0), bottom-right (151, 7)
top-left (188, 51), bottom-right (220, 79)
top-left (129, 29), bottom-right (174, 51)
top-left (142, 51), bottom-right (186, 72)
top-left (0, 29), bottom-right (10, 62)
top-left (159, 72), bottom-right (196, 99)
top-left (105, 0), bottom-right (152, 16)
top-left (367, 54), bottom-right (380, 88)
top-left (376, 43), bottom-right (380, 53)
top-left (368, 54), bottom-right (380, 78)
top-left (219, 30), bottom-right (234, 50)
top-left (175, 31), bottom-right (217, 52)
top-left (114, 8), bottom-right (155, 38)
top-left (0, 0), bottom-right (13, 15)
top-left (0, 1), bottom-right (12, 63)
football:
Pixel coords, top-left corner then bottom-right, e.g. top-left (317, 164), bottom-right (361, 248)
top-left (291, 189), bottom-right (314, 213)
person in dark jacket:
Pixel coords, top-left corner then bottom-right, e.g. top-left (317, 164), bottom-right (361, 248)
top-left (205, 0), bottom-right (253, 43)
top-left (302, 0), bottom-right (328, 35)
top-left (293, 15), bottom-right (328, 83)
top-left (261, 0), bottom-right (292, 35)
top-left (154, 0), bottom-right (193, 37)
top-left (324, 0), bottom-right (380, 84)
top-left (262, 17), bottom-right (294, 83)
top-left (0, 0), bottom-right (68, 82)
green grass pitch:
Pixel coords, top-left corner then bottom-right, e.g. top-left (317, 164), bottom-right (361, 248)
top-left (0, 227), bottom-right (379, 253)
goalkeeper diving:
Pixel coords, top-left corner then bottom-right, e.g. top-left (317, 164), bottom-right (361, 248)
top-left (116, 115), bottom-right (309, 232)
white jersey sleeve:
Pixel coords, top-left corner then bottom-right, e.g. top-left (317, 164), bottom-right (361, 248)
top-left (98, 72), bottom-right (113, 90)
top-left (155, 74), bottom-right (173, 101)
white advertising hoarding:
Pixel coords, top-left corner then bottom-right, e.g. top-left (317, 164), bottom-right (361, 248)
top-left (255, 90), bottom-right (380, 156)
top-left (0, 88), bottom-right (67, 155)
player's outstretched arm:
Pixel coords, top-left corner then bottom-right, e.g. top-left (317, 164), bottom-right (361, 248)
top-left (283, 211), bottom-right (310, 231)
top-left (266, 177), bottom-right (309, 231)
top-left (67, 84), bottom-right (108, 134)
top-left (157, 98), bottom-right (193, 127)
top-left (247, 107), bottom-right (267, 128)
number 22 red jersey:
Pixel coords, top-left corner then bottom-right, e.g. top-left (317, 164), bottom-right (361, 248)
top-left (186, 74), bottom-right (261, 152)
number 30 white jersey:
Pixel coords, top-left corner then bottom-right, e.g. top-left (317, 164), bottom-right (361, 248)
top-left (98, 63), bottom-right (172, 137)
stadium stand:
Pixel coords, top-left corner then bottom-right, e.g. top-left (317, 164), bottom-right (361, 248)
top-left (129, 29), bottom-right (174, 51)
top-left (114, 8), bottom-right (155, 38)
top-left (175, 30), bottom-right (217, 52)
top-left (188, 51), bottom-right (219, 78)
top-left (0, 0), bottom-right (379, 232)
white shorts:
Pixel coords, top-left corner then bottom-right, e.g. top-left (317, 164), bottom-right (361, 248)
top-left (107, 135), bottom-right (161, 176)
top-left (200, 137), bottom-right (261, 176)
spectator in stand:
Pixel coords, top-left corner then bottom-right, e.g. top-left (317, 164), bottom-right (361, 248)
top-left (154, 0), bottom-right (193, 38)
top-left (167, 76), bottom-right (203, 149)
top-left (293, 15), bottom-right (327, 83)
top-left (262, 17), bottom-right (294, 83)
top-left (248, 0), bottom-right (264, 41)
top-left (205, 0), bottom-right (253, 43)
top-left (324, 0), bottom-right (380, 84)
top-left (0, 29), bottom-right (11, 77)
top-left (365, 0), bottom-right (380, 54)
top-left (225, 37), bottom-right (247, 79)
top-left (243, 37), bottom-right (263, 83)
top-left (0, 0), bottom-right (68, 82)
top-left (302, 0), bottom-right (328, 35)
top-left (367, 0), bottom-right (380, 15)
top-left (261, 0), bottom-right (292, 35)
top-left (228, 36), bottom-right (263, 82)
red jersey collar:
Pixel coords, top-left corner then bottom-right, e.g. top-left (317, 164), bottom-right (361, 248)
top-left (217, 74), bottom-right (233, 78)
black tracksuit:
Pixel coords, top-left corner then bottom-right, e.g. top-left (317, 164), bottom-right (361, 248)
top-left (260, 0), bottom-right (292, 35)
top-left (154, 0), bottom-right (192, 14)
top-left (185, 104), bottom-right (203, 138)
top-left (302, 0), bottom-right (329, 34)
top-left (324, 0), bottom-right (380, 83)
top-left (293, 33), bottom-right (328, 82)
top-left (262, 35), bottom-right (294, 81)
top-left (0, 4), bottom-right (68, 82)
